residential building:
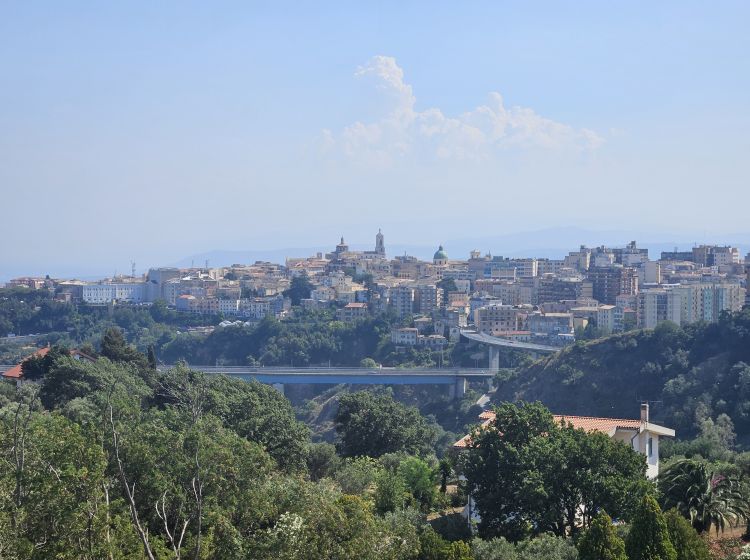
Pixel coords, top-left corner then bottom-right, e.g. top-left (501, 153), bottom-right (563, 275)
top-left (390, 285), bottom-right (415, 318)
top-left (414, 284), bottom-right (442, 315)
top-left (82, 282), bottom-right (147, 304)
top-left (528, 312), bottom-right (574, 336)
top-left (454, 404), bottom-right (675, 524)
top-left (588, 265), bottom-right (638, 305)
top-left (336, 302), bottom-right (369, 323)
top-left (391, 327), bottom-right (419, 346)
top-left (474, 304), bottom-right (531, 335)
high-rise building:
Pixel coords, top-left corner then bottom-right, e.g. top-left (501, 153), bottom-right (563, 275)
top-left (589, 266), bottom-right (639, 305)
top-left (390, 285), bottom-right (415, 318)
top-left (414, 284), bottom-right (441, 315)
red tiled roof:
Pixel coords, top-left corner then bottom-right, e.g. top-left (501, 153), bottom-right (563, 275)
top-left (2, 347), bottom-right (97, 380)
top-left (453, 411), bottom-right (643, 449)
top-left (2, 347), bottom-right (50, 379)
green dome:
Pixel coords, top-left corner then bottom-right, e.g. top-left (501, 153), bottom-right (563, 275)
top-left (433, 246), bottom-right (448, 261)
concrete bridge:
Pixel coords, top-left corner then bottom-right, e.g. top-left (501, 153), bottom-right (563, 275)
top-left (460, 330), bottom-right (561, 370)
top-left (0, 363), bottom-right (492, 399)
top-left (164, 365), bottom-right (494, 399)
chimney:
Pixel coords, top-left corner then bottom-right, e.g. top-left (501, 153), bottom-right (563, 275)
top-left (640, 403), bottom-right (649, 423)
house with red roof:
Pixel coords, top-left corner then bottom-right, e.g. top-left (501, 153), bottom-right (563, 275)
top-left (454, 404), bottom-right (674, 523)
top-left (2, 347), bottom-right (96, 386)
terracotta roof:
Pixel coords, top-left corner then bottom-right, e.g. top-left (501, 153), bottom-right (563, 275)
top-left (453, 411), bottom-right (645, 449)
top-left (2, 347), bottom-right (50, 379)
top-left (2, 347), bottom-right (96, 380)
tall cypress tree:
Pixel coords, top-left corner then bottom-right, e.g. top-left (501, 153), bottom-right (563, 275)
top-left (578, 511), bottom-right (627, 560)
top-left (625, 495), bottom-right (677, 560)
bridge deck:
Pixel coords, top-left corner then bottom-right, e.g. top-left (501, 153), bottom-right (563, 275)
top-left (460, 330), bottom-right (561, 353)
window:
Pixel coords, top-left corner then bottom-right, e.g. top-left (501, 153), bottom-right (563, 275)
top-left (647, 437), bottom-right (653, 457)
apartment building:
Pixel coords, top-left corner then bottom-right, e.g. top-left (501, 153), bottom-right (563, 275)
top-left (474, 304), bottom-right (530, 335)
top-left (390, 285), bottom-right (415, 318)
top-left (589, 265), bottom-right (639, 305)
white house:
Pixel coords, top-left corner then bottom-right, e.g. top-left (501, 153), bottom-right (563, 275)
top-left (453, 404), bottom-right (674, 522)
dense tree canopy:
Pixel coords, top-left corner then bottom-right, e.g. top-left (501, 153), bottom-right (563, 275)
top-left (464, 402), bottom-right (648, 541)
top-left (335, 390), bottom-right (438, 458)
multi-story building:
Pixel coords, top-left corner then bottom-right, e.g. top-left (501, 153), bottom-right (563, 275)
top-left (564, 247), bottom-right (592, 272)
top-left (536, 275), bottom-right (592, 305)
top-left (336, 302), bottom-right (369, 323)
top-left (391, 327), bottom-right (419, 346)
top-left (218, 299), bottom-right (239, 316)
top-left (597, 305), bottom-right (616, 333)
top-left (637, 283), bottom-right (745, 328)
top-left (82, 282), bottom-right (147, 304)
top-left (484, 257), bottom-right (538, 279)
top-left (474, 304), bottom-right (531, 335)
top-left (637, 289), bottom-right (681, 329)
top-left (588, 266), bottom-right (638, 305)
top-left (528, 313), bottom-right (574, 336)
top-left (390, 285), bottom-right (415, 318)
top-left (414, 284), bottom-right (442, 315)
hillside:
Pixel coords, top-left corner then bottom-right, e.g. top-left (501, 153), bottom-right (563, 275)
top-left (494, 309), bottom-right (750, 442)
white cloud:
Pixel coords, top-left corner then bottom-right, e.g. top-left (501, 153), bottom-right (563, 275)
top-left (324, 55), bottom-right (603, 164)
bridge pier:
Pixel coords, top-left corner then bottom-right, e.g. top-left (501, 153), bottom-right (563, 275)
top-left (271, 382), bottom-right (285, 395)
top-left (488, 346), bottom-right (500, 372)
top-left (448, 376), bottom-right (467, 400)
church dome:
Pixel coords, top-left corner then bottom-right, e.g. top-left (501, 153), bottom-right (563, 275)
top-left (433, 246), bottom-right (448, 261)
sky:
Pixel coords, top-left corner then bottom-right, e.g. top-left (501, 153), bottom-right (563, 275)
top-left (1, 1), bottom-right (749, 279)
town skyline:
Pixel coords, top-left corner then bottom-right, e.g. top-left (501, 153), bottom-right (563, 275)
top-left (2, 2), bottom-right (749, 282)
top-left (3, 226), bottom-right (750, 283)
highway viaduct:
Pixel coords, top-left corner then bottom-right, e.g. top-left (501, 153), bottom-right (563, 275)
top-left (459, 330), bottom-right (560, 370)
top-left (161, 366), bottom-right (494, 399)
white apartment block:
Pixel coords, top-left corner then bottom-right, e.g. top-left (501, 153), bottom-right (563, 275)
top-left (391, 327), bottom-right (419, 345)
top-left (637, 283), bottom-right (745, 328)
top-left (218, 299), bottom-right (240, 316)
top-left (83, 282), bottom-right (147, 304)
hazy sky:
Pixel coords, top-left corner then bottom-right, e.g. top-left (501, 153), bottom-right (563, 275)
top-left (1, 2), bottom-right (749, 278)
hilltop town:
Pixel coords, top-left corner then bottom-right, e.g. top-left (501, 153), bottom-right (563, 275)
top-left (6, 232), bottom-right (748, 351)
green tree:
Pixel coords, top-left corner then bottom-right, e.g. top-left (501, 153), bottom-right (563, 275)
top-left (283, 273), bottom-right (314, 306)
top-left (374, 469), bottom-right (407, 514)
top-left (464, 402), bottom-right (557, 541)
top-left (471, 536), bottom-right (517, 560)
top-left (516, 534), bottom-right (578, 560)
top-left (399, 456), bottom-right (437, 512)
top-left (465, 402), bottom-right (647, 541)
top-left (658, 459), bottom-right (750, 533)
top-left (418, 527), bottom-right (471, 560)
top-left (663, 509), bottom-right (710, 560)
top-left (625, 495), bottom-right (677, 560)
top-left (306, 442), bottom-right (341, 482)
top-left (335, 390), bottom-right (437, 458)
top-left (20, 344), bottom-right (69, 381)
top-left (577, 511), bottom-right (626, 560)
top-left (439, 458), bottom-right (452, 493)
top-left (146, 344), bottom-right (157, 370)
top-left (100, 327), bottom-right (148, 368)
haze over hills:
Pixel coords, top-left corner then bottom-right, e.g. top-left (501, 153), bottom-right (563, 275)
top-left (175, 227), bottom-right (750, 271)
top-left (2, 227), bottom-right (749, 283)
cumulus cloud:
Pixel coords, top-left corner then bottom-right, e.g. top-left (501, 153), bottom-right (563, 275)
top-left (323, 55), bottom-right (603, 164)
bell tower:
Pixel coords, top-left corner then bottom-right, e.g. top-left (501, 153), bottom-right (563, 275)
top-left (375, 229), bottom-right (385, 256)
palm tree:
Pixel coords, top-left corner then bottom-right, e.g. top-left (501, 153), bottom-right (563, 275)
top-left (658, 459), bottom-right (750, 534)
